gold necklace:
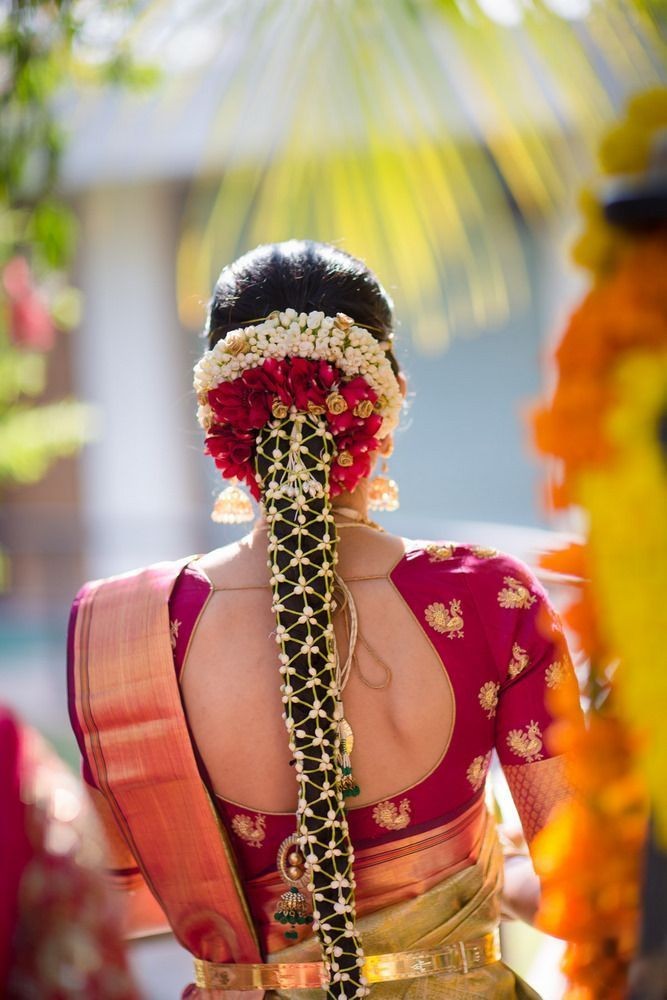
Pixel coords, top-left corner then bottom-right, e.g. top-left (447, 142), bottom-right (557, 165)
top-left (330, 506), bottom-right (385, 532)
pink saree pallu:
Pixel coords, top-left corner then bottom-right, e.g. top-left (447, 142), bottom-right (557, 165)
top-left (69, 559), bottom-right (541, 999)
top-left (69, 559), bottom-right (261, 966)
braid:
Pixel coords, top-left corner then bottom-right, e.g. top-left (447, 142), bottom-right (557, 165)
top-left (255, 412), bottom-right (367, 1000)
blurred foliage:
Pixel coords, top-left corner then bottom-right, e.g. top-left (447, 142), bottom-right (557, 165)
top-left (0, 0), bottom-right (154, 489)
top-left (161, 0), bottom-right (666, 349)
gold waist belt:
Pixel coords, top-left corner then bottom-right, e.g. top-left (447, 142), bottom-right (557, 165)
top-left (193, 929), bottom-right (500, 990)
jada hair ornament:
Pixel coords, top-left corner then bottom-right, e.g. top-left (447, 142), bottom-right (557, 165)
top-left (194, 308), bottom-right (402, 1000)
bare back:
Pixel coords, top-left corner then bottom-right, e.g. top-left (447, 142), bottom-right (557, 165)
top-left (181, 525), bottom-right (454, 814)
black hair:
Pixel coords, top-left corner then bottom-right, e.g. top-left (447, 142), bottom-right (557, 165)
top-left (207, 239), bottom-right (398, 375)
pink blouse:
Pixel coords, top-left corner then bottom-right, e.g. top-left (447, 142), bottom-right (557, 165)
top-left (157, 541), bottom-right (573, 881)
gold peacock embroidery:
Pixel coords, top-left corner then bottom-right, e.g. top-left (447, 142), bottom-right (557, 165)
top-left (425, 543), bottom-right (456, 561)
top-left (508, 643), bottom-right (529, 678)
top-left (506, 721), bottom-right (543, 763)
top-left (231, 812), bottom-right (267, 848)
top-left (545, 659), bottom-right (567, 689)
top-left (471, 546), bottom-right (497, 559)
top-left (466, 752), bottom-right (492, 791)
top-left (497, 577), bottom-right (537, 610)
top-left (169, 618), bottom-right (181, 649)
top-left (373, 798), bottom-right (412, 831)
top-left (424, 600), bottom-right (464, 639)
top-left (478, 681), bottom-right (500, 719)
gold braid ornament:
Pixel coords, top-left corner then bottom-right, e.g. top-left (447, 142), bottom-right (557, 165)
top-left (255, 410), bottom-right (367, 1000)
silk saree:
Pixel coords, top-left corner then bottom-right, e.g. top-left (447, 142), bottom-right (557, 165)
top-left (68, 554), bottom-right (561, 998)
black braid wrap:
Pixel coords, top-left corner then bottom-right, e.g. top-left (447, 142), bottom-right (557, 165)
top-left (255, 411), bottom-right (367, 1000)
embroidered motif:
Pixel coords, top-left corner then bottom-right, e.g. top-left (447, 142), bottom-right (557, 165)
top-left (478, 681), bottom-right (500, 719)
top-left (471, 546), bottom-right (497, 559)
top-left (497, 577), bottom-right (537, 610)
top-left (506, 721), bottom-right (544, 763)
top-left (169, 618), bottom-right (181, 649)
top-left (545, 659), bottom-right (567, 689)
top-left (424, 600), bottom-right (464, 638)
top-left (373, 798), bottom-right (411, 830)
top-left (466, 752), bottom-right (492, 791)
top-left (425, 543), bottom-right (455, 561)
top-left (508, 643), bottom-right (529, 678)
top-left (231, 812), bottom-right (267, 848)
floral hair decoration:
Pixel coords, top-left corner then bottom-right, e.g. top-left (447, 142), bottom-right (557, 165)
top-left (194, 307), bottom-right (401, 999)
top-left (193, 308), bottom-right (402, 499)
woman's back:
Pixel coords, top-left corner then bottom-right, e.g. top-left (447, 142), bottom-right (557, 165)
top-left (67, 240), bottom-right (579, 998)
top-left (182, 524), bottom-right (454, 817)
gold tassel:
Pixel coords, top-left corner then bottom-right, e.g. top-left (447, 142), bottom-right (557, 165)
top-left (211, 482), bottom-right (254, 524)
top-left (339, 718), bottom-right (360, 799)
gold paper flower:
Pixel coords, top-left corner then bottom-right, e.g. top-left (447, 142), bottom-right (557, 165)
top-left (334, 312), bottom-right (354, 330)
top-left (327, 392), bottom-right (348, 415)
top-left (224, 332), bottom-right (247, 356)
top-left (353, 399), bottom-right (374, 419)
top-left (272, 400), bottom-right (289, 419)
top-left (337, 450), bottom-right (354, 467)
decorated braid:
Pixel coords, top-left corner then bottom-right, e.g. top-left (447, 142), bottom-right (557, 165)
top-left (194, 310), bottom-right (403, 998)
top-left (255, 411), bottom-right (367, 1000)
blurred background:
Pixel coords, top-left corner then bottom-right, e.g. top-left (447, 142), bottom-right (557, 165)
top-left (1, 1), bottom-right (665, 996)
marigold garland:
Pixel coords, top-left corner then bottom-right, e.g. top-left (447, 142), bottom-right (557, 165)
top-left (571, 88), bottom-right (667, 281)
top-left (530, 89), bottom-right (667, 998)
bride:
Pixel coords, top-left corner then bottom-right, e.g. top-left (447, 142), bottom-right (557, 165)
top-left (67, 240), bottom-right (578, 999)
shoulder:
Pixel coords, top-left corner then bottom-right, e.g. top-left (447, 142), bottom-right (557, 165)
top-left (69, 554), bottom-right (198, 621)
top-left (399, 539), bottom-right (550, 622)
top-left (403, 539), bottom-right (543, 590)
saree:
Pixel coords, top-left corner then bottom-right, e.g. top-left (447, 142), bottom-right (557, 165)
top-left (68, 557), bottom-right (541, 999)
top-left (261, 813), bottom-right (539, 1000)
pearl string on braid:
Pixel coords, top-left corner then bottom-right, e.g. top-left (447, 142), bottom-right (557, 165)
top-left (255, 410), bottom-right (368, 1000)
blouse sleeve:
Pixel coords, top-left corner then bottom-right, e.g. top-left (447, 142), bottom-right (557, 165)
top-left (477, 552), bottom-right (581, 845)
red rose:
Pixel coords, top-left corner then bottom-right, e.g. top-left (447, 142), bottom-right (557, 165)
top-left (327, 401), bottom-right (382, 438)
top-left (205, 426), bottom-right (254, 476)
top-left (339, 377), bottom-right (375, 409)
top-left (242, 365), bottom-right (286, 428)
top-left (330, 438), bottom-right (374, 493)
top-left (362, 413), bottom-right (383, 438)
top-left (209, 382), bottom-right (251, 429)
top-left (316, 360), bottom-right (339, 391)
top-left (261, 357), bottom-right (291, 401)
top-left (287, 357), bottom-right (328, 411)
top-left (209, 377), bottom-right (271, 430)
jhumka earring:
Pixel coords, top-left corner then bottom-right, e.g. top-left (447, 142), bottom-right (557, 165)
top-left (211, 480), bottom-right (254, 524)
top-left (368, 461), bottom-right (400, 512)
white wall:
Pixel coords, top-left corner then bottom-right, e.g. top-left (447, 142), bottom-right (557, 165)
top-left (74, 182), bottom-right (197, 579)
